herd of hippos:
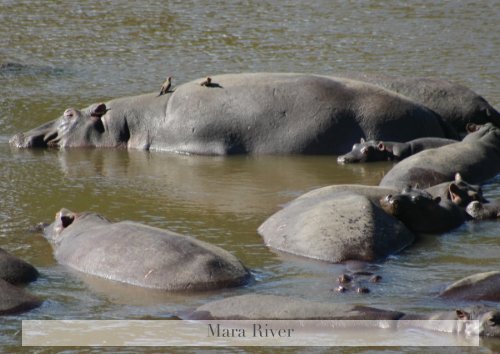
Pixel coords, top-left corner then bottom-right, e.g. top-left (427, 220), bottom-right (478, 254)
top-left (4, 73), bottom-right (500, 337)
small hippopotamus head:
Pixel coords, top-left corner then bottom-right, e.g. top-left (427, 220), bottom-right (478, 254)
top-left (43, 208), bottom-right (108, 246)
top-left (337, 138), bottom-right (392, 163)
top-left (9, 103), bottom-right (125, 148)
top-left (379, 187), bottom-right (445, 233)
top-left (448, 173), bottom-right (487, 207)
top-left (466, 200), bottom-right (500, 220)
top-left (456, 306), bottom-right (500, 337)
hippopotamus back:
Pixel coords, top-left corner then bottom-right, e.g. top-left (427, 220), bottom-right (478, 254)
top-left (43, 209), bottom-right (250, 291)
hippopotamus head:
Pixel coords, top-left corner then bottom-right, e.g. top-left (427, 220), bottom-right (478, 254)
top-left (447, 173), bottom-right (487, 207)
top-left (456, 306), bottom-right (500, 337)
top-left (337, 138), bottom-right (391, 163)
top-left (380, 188), bottom-right (442, 232)
top-left (9, 103), bottom-right (127, 148)
top-left (466, 200), bottom-right (500, 220)
top-left (43, 208), bottom-right (109, 246)
top-left (463, 122), bottom-right (500, 142)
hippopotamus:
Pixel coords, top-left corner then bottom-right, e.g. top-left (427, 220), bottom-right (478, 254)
top-left (379, 187), bottom-right (468, 234)
top-left (186, 294), bottom-right (405, 320)
top-left (0, 278), bottom-right (42, 315)
top-left (185, 294), bottom-right (500, 337)
top-left (335, 72), bottom-right (500, 137)
top-left (379, 123), bottom-right (500, 189)
top-left (439, 271), bottom-right (500, 302)
top-left (466, 200), bottom-right (500, 220)
top-left (425, 173), bottom-right (487, 207)
top-left (397, 305), bottom-right (500, 338)
top-left (337, 137), bottom-right (457, 164)
top-left (41, 208), bottom-right (250, 291)
top-left (10, 73), bottom-right (451, 155)
top-left (257, 185), bottom-right (415, 263)
top-left (0, 248), bottom-right (39, 285)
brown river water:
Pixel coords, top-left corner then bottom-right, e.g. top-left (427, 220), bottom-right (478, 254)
top-left (0, 1), bottom-right (499, 352)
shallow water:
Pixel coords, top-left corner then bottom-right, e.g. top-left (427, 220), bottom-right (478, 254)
top-left (0, 0), bottom-right (499, 352)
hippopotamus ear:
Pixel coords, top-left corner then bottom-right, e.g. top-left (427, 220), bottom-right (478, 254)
top-left (456, 309), bottom-right (471, 320)
top-left (377, 142), bottom-right (385, 151)
top-left (360, 138), bottom-right (365, 143)
top-left (455, 173), bottom-right (463, 182)
top-left (90, 103), bottom-right (109, 118)
top-left (448, 183), bottom-right (462, 204)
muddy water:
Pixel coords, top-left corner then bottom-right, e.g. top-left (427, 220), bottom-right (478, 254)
top-left (0, 0), bottom-right (499, 352)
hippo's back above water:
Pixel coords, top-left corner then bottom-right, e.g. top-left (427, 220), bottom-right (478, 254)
top-left (43, 209), bottom-right (250, 291)
top-left (11, 73), bottom-right (450, 155)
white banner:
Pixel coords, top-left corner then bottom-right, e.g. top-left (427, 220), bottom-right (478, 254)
top-left (22, 320), bottom-right (479, 347)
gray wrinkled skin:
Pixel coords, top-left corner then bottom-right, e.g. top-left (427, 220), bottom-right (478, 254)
top-left (42, 209), bottom-right (250, 291)
top-left (379, 124), bottom-right (500, 189)
top-left (439, 271), bottom-right (500, 302)
top-left (0, 248), bottom-right (39, 285)
top-left (0, 278), bottom-right (42, 316)
top-left (10, 73), bottom-right (449, 155)
top-left (258, 186), bottom-right (414, 263)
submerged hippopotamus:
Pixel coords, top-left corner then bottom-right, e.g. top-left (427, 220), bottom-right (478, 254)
top-left (466, 200), bottom-right (500, 220)
top-left (258, 185), bottom-right (415, 263)
top-left (41, 209), bottom-right (250, 291)
top-left (0, 248), bottom-right (39, 285)
top-left (380, 187), bottom-right (468, 234)
top-left (439, 271), bottom-right (500, 302)
top-left (186, 294), bottom-right (405, 320)
top-left (185, 294), bottom-right (500, 337)
top-left (379, 123), bottom-right (500, 189)
top-left (11, 73), bottom-right (452, 155)
top-left (335, 73), bottom-right (500, 137)
top-left (0, 278), bottom-right (42, 316)
top-left (337, 137), bottom-right (457, 164)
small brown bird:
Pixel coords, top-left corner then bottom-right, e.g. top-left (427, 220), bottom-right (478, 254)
top-left (158, 76), bottom-right (172, 96)
top-left (200, 76), bottom-right (212, 87)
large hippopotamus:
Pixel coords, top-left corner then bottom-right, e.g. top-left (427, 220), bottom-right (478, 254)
top-left (257, 185), bottom-right (415, 263)
top-left (0, 248), bottom-right (39, 284)
top-left (10, 73), bottom-right (452, 155)
top-left (380, 187), bottom-right (468, 234)
top-left (41, 209), bottom-right (250, 291)
top-left (379, 123), bottom-right (500, 189)
top-left (185, 294), bottom-right (500, 337)
top-left (439, 271), bottom-right (500, 302)
top-left (337, 137), bottom-right (457, 163)
top-left (335, 73), bottom-right (500, 137)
